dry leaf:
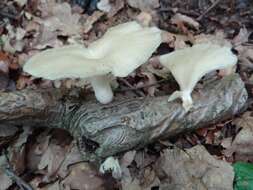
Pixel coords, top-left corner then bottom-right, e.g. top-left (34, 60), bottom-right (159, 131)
top-left (107, 0), bottom-right (125, 18)
top-left (171, 13), bottom-right (200, 31)
top-left (194, 31), bottom-right (232, 47)
top-left (57, 142), bottom-right (83, 178)
top-left (224, 112), bottom-right (253, 162)
top-left (8, 126), bottom-right (32, 174)
top-left (232, 27), bottom-right (250, 46)
top-left (127, 0), bottom-right (160, 11)
top-left (121, 150), bottom-right (136, 167)
top-left (137, 71), bottom-right (157, 96)
top-left (0, 52), bottom-right (9, 74)
top-left (82, 11), bottom-right (104, 33)
top-left (146, 57), bottom-right (170, 79)
top-left (48, 2), bottom-right (81, 36)
top-left (38, 143), bottom-right (68, 179)
top-left (122, 178), bottom-right (142, 190)
top-left (27, 130), bottom-right (51, 171)
top-left (16, 75), bottom-right (33, 90)
top-left (32, 26), bottom-right (63, 49)
top-left (235, 45), bottom-right (253, 69)
top-left (61, 162), bottom-right (105, 190)
top-left (2, 25), bottom-right (26, 53)
top-left (156, 145), bottom-right (234, 190)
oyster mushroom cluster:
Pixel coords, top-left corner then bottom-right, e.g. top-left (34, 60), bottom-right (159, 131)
top-left (24, 21), bottom-right (162, 104)
top-left (23, 21), bottom-right (237, 111)
top-left (159, 43), bottom-right (237, 111)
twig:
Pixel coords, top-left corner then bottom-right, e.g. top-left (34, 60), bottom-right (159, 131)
top-left (197, 0), bottom-right (222, 20)
top-left (118, 78), bottom-right (145, 97)
top-left (117, 79), bottom-right (167, 92)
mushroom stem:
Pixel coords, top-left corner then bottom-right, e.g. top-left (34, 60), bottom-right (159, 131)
top-left (168, 90), bottom-right (193, 111)
top-left (90, 75), bottom-right (113, 104)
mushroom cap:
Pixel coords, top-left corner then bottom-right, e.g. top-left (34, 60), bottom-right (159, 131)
top-left (88, 21), bottom-right (162, 77)
top-left (23, 21), bottom-right (162, 80)
top-left (159, 43), bottom-right (237, 91)
top-left (23, 45), bottom-right (110, 80)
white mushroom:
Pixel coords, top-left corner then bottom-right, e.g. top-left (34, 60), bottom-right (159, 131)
top-left (159, 43), bottom-right (237, 111)
top-left (23, 21), bottom-right (162, 104)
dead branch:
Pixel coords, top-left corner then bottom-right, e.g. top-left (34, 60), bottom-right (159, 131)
top-left (0, 74), bottom-right (248, 160)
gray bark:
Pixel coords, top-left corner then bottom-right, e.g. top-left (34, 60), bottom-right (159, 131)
top-left (0, 74), bottom-right (248, 160)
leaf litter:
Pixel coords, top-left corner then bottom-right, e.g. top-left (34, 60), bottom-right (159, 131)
top-left (0, 0), bottom-right (253, 189)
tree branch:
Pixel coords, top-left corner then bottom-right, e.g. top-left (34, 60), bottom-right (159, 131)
top-left (0, 74), bottom-right (248, 160)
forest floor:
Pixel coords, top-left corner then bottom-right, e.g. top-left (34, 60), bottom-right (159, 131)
top-left (0, 0), bottom-right (252, 189)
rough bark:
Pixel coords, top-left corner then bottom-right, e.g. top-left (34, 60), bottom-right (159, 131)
top-left (0, 74), bottom-right (248, 160)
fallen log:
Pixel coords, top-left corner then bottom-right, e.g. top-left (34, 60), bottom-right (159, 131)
top-left (0, 74), bottom-right (248, 160)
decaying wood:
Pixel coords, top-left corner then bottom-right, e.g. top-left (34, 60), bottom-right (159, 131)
top-left (0, 74), bottom-right (248, 160)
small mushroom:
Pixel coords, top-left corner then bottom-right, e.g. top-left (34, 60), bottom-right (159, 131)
top-left (159, 43), bottom-right (237, 111)
top-left (23, 21), bottom-right (162, 104)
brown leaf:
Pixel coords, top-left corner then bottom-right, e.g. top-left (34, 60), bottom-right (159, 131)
top-left (61, 162), bottom-right (106, 190)
top-left (82, 11), bottom-right (104, 33)
top-left (107, 0), bottom-right (125, 18)
top-left (30, 2), bottom-right (82, 49)
top-left (27, 130), bottom-right (51, 171)
top-left (137, 71), bottom-right (157, 96)
top-left (120, 150), bottom-right (136, 167)
top-left (38, 143), bottom-right (68, 180)
top-left (2, 25), bottom-right (26, 53)
top-left (155, 145), bottom-right (234, 190)
top-left (57, 142), bottom-right (83, 178)
top-left (0, 52), bottom-right (9, 67)
top-left (16, 75), bottom-right (33, 90)
top-left (235, 45), bottom-right (253, 69)
top-left (140, 166), bottom-right (158, 189)
top-left (232, 27), bottom-right (250, 46)
top-left (127, 0), bottom-right (160, 11)
top-left (8, 126), bottom-right (32, 174)
top-left (224, 112), bottom-right (253, 161)
top-left (194, 31), bottom-right (232, 47)
top-left (32, 26), bottom-right (63, 49)
top-left (146, 57), bottom-right (170, 79)
top-left (9, 62), bottom-right (20, 70)
top-left (195, 128), bottom-right (208, 137)
top-left (171, 13), bottom-right (200, 33)
top-left (47, 2), bottom-right (81, 36)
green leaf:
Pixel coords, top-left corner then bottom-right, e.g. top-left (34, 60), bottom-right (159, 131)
top-left (233, 162), bottom-right (253, 190)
